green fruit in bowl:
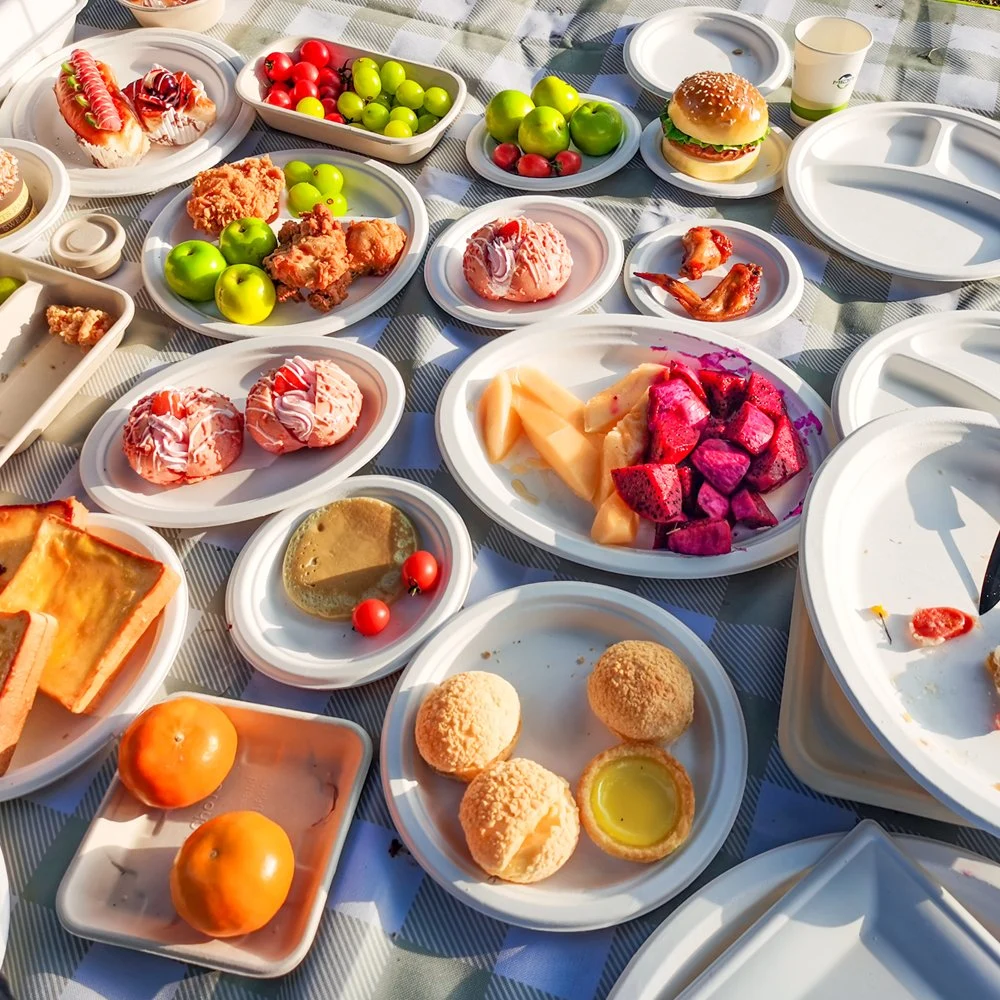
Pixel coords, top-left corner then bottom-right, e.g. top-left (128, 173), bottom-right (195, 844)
top-left (389, 106), bottom-right (418, 129)
top-left (362, 102), bottom-right (390, 131)
top-left (325, 193), bottom-right (348, 216)
top-left (380, 60), bottom-right (406, 95)
top-left (164, 240), bottom-right (227, 302)
top-left (383, 120), bottom-right (413, 138)
top-left (283, 160), bottom-right (313, 188)
top-left (352, 57), bottom-right (378, 74)
top-left (296, 97), bottom-right (325, 118)
top-left (218, 218), bottom-right (278, 268)
top-left (354, 67), bottom-right (381, 100)
top-left (394, 79), bottom-right (424, 110)
top-left (311, 164), bottom-right (344, 196)
top-left (415, 113), bottom-right (439, 134)
top-left (215, 264), bottom-right (276, 325)
top-left (485, 90), bottom-right (534, 143)
top-left (530, 75), bottom-right (579, 116)
top-left (569, 100), bottom-right (624, 156)
top-left (338, 91), bottom-right (365, 121)
top-left (423, 86), bottom-right (452, 117)
top-left (288, 182), bottom-right (323, 216)
top-left (0, 276), bottom-right (23, 305)
top-left (370, 93), bottom-right (393, 110)
top-left (517, 106), bottom-right (570, 158)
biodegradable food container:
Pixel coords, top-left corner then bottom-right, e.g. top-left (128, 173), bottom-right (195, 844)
top-left (0, 0), bottom-right (87, 99)
top-left (115, 0), bottom-right (226, 31)
top-left (0, 139), bottom-right (71, 254)
top-left (50, 214), bottom-right (126, 279)
top-left (236, 36), bottom-right (466, 165)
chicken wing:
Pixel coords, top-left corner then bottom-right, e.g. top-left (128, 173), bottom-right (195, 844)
top-left (635, 263), bottom-right (763, 322)
top-left (345, 219), bottom-right (407, 276)
top-left (679, 226), bottom-right (734, 280)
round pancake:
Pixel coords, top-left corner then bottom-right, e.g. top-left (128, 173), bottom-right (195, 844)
top-left (282, 497), bottom-right (418, 620)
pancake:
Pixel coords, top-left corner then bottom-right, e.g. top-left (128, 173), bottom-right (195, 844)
top-left (282, 497), bottom-right (418, 620)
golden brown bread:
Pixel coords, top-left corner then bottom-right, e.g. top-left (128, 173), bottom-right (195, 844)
top-left (0, 499), bottom-right (88, 593)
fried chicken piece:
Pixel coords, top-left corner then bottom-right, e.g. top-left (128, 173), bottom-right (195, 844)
top-left (634, 263), bottom-right (763, 322)
top-left (987, 647), bottom-right (1000, 699)
top-left (679, 226), bottom-right (733, 280)
top-left (45, 305), bottom-right (113, 348)
top-left (185, 155), bottom-right (285, 237)
top-left (345, 219), bottom-right (407, 276)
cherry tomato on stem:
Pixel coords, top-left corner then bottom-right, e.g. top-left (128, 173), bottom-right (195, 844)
top-left (316, 67), bottom-right (340, 92)
top-left (299, 39), bottom-right (331, 69)
top-left (265, 88), bottom-right (294, 109)
top-left (263, 52), bottom-right (293, 83)
top-left (290, 61), bottom-right (320, 84)
top-left (291, 79), bottom-right (319, 103)
top-left (402, 551), bottom-right (439, 595)
top-left (492, 143), bottom-right (521, 171)
top-left (325, 112), bottom-right (346, 124)
top-left (552, 150), bottom-right (582, 176)
top-left (352, 599), bottom-right (390, 637)
top-left (517, 153), bottom-right (552, 178)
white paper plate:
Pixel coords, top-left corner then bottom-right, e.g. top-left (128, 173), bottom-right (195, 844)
top-left (143, 147), bottom-right (429, 342)
top-left (833, 311), bottom-right (1000, 437)
top-left (423, 196), bottom-right (623, 330)
top-left (436, 315), bottom-right (834, 579)
top-left (226, 476), bottom-right (474, 689)
top-left (640, 119), bottom-right (789, 199)
top-left (801, 407), bottom-right (1000, 835)
top-left (464, 94), bottom-right (641, 192)
top-left (624, 220), bottom-right (804, 338)
top-left (0, 29), bottom-right (254, 200)
top-left (609, 830), bottom-right (1000, 999)
top-left (0, 513), bottom-right (188, 802)
top-left (79, 335), bottom-right (404, 530)
top-left (785, 103), bottom-right (1000, 282)
top-left (623, 7), bottom-right (792, 99)
top-left (380, 581), bottom-right (747, 931)
top-left (0, 139), bottom-right (70, 253)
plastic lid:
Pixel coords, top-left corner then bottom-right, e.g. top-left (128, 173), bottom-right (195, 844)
top-left (50, 214), bottom-right (125, 273)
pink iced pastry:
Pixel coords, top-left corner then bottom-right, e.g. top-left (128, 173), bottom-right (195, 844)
top-left (245, 356), bottom-right (363, 455)
top-left (462, 216), bottom-right (573, 303)
top-left (122, 387), bottom-right (244, 485)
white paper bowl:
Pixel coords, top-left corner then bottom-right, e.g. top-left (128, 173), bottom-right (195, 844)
top-left (0, 139), bottom-right (70, 253)
top-left (115, 0), bottom-right (225, 31)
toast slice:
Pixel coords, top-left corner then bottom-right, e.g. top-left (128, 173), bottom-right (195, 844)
top-left (0, 499), bottom-right (89, 593)
top-left (0, 517), bottom-right (180, 714)
top-left (0, 610), bottom-right (58, 774)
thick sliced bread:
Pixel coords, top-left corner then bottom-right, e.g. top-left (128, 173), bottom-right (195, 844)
top-left (0, 517), bottom-right (179, 714)
top-left (0, 610), bottom-right (58, 774)
top-left (0, 499), bottom-right (89, 593)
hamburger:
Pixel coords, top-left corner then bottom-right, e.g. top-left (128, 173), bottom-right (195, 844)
top-left (660, 71), bottom-right (769, 182)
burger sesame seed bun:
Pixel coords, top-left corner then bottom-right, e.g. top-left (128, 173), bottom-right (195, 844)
top-left (667, 71), bottom-right (769, 148)
top-left (659, 138), bottom-right (762, 182)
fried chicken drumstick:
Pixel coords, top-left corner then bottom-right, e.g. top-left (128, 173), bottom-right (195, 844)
top-left (635, 263), bottom-right (763, 322)
top-left (679, 226), bottom-right (734, 280)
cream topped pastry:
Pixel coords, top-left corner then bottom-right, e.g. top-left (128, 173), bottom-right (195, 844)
top-left (123, 65), bottom-right (217, 146)
top-left (122, 387), bottom-right (244, 485)
top-left (0, 151), bottom-right (36, 236)
top-left (462, 216), bottom-right (573, 303)
top-left (245, 356), bottom-right (362, 455)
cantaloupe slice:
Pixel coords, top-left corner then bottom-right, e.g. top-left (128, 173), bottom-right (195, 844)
top-left (513, 367), bottom-right (585, 430)
top-left (591, 492), bottom-right (639, 546)
top-left (478, 371), bottom-right (522, 463)
top-left (595, 390), bottom-right (651, 505)
top-left (513, 392), bottom-right (600, 502)
top-left (584, 363), bottom-right (666, 433)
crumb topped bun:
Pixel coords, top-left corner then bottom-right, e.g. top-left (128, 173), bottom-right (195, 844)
top-left (661, 71), bottom-right (769, 182)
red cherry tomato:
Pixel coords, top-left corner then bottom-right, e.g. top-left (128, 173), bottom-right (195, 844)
top-left (320, 97), bottom-right (339, 116)
top-left (316, 66), bottom-right (339, 90)
top-left (300, 39), bottom-right (331, 68)
top-left (290, 79), bottom-right (319, 103)
top-left (289, 61), bottom-right (320, 84)
top-left (325, 112), bottom-right (347, 124)
top-left (553, 150), bottom-right (582, 176)
top-left (263, 51), bottom-right (294, 83)
top-left (517, 153), bottom-right (552, 178)
top-left (318, 85), bottom-right (342, 102)
top-left (352, 599), bottom-right (390, 637)
top-left (150, 390), bottom-right (184, 419)
top-left (402, 551), bottom-right (439, 595)
top-left (265, 88), bottom-right (294, 109)
top-left (491, 143), bottom-right (521, 171)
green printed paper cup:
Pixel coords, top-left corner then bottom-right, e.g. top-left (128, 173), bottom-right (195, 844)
top-left (791, 17), bottom-right (873, 126)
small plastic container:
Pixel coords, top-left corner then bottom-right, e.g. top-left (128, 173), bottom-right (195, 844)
top-left (0, 0), bottom-right (87, 100)
top-left (50, 214), bottom-right (126, 279)
top-left (236, 36), bottom-right (467, 165)
top-left (115, 0), bottom-right (225, 31)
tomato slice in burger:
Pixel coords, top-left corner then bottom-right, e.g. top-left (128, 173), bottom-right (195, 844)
top-left (908, 607), bottom-right (976, 646)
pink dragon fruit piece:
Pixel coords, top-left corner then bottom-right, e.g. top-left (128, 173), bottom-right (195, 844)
top-left (648, 417), bottom-right (699, 464)
top-left (725, 402), bottom-right (775, 456)
top-left (690, 439), bottom-right (750, 495)
top-left (698, 369), bottom-right (747, 418)
top-left (700, 416), bottom-right (727, 441)
top-left (667, 360), bottom-right (708, 402)
top-left (654, 514), bottom-right (690, 549)
top-left (677, 464), bottom-right (699, 514)
top-left (611, 463), bottom-right (683, 523)
top-left (667, 519), bottom-right (733, 556)
top-left (731, 488), bottom-right (779, 528)
top-left (745, 415), bottom-right (808, 493)
top-left (648, 380), bottom-right (710, 435)
top-left (744, 372), bottom-right (786, 421)
top-left (696, 481), bottom-right (730, 521)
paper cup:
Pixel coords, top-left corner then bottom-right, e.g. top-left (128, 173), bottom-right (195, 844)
top-left (791, 17), bottom-right (873, 126)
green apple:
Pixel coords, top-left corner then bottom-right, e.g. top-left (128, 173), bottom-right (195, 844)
top-left (218, 217), bottom-right (278, 268)
top-left (485, 89), bottom-right (534, 143)
top-left (530, 75), bottom-right (579, 117)
top-left (164, 240), bottom-right (227, 302)
top-left (0, 276), bottom-right (23, 305)
top-left (214, 264), bottom-right (276, 325)
top-left (569, 100), bottom-right (624, 156)
top-left (517, 106), bottom-right (570, 158)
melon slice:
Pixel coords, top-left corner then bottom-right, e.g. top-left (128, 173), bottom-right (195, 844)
top-left (478, 371), bottom-right (522, 463)
top-left (584, 363), bottom-right (665, 433)
top-left (595, 390), bottom-right (650, 505)
top-left (513, 367), bottom-right (586, 430)
top-left (591, 492), bottom-right (639, 546)
top-left (513, 392), bottom-right (600, 502)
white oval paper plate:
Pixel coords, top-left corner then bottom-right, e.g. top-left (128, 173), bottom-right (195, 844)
top-left (80, 335), bottom-right (404, 529)
top-left (801, 407), bottom-right (1000, 835)
top-left (624, 7), bottom-right (791, 100)
top-left (608, 831), bottom-right (1000, 998)
top-left (424, 196), bottom-right (623, 330)
top-left (464, 94), bottom-right (641, 192)
top-left (832, 311), bottom-right (1000, 437)
top-left (0, 29), bottom-right (255, 200)
top-left (0, 140), bottom-right (71, 253)
top-left (226, 475), bottom-right (473, 689)
top-left (640, 119), bottom-right (789, 199)
top-left (143, 147), bottom-right (429, 342)
top-left (436, 315), bottom-right (834, 579)
top-left (380, 581), bottom-right (747, 931)
top-left (624, 219), bottom-right (804, 338)
top-left (0, 513), bottom-right (188, 802)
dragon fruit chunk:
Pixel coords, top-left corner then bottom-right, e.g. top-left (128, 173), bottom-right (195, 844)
top-left (668, 360), bottom-right (708, 402)
top-left (696, 481), bottom-right (730, 520)
top-left (690, 439), bottom-right (750, 495)
top-left (731, 488), bottom-right (778, 528)
top-left (648, 416), bottom-right (699, 464)
top-left (654, 514), bottom-right (689, 549)
top-left (700, 416), bottom-right (727, 441)
top-left (667, 519), bottom-right (733, 556)
top-left (725, 402), bottom-right (775, 456)
top-left (744, 372), bottom-right (786, 421)
top-left (611, 463), bottom-right (683, 523)
top-left (677, 464), bottom-right (699, 514)
top-left (648, 380), bottom-right (710, 434)
top-left (698, 369), bottom-right (747, 418)
top-left (745, 416), bottom-right (808, 493)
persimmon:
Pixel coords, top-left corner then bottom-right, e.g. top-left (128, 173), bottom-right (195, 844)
top-left (170, 811), bottom-right (295, 937)
top-left (118, 697), bottom-right (238, 809)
